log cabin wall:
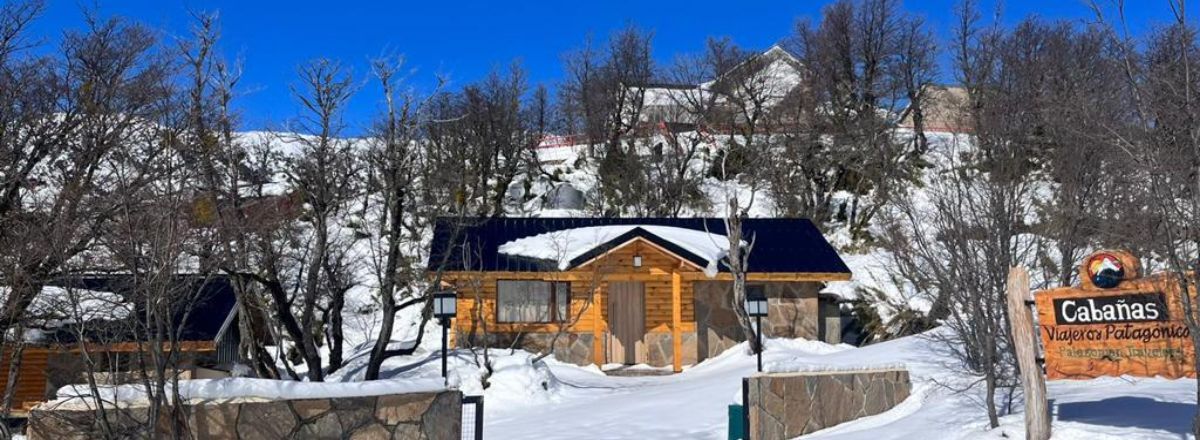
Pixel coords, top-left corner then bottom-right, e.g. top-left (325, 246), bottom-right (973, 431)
top-left (448, 239), bottom-right (700, 369)
top-left (0, 344), bottom-right (222, 412)
top-left (0, 347), bottom-right (51, 411)
top-left (446, 239), bottom-right (836, 370)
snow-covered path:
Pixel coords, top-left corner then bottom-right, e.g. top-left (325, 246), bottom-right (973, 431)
top-left (486, 345), bottom-right (775, 439)
top-left (350, 330), bottom-right (1196, 440)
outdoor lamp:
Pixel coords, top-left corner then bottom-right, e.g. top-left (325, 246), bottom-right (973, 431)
top-left (433, 291), bottom-right (457, 322)
top-left (744, 287), bottom-right (768, 372)
top-left (744, 289), bottom-right (768, 318)
top-left (432, 290), bottom-right (457, 381)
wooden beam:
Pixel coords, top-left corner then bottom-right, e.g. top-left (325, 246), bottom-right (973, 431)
top-left (679, 272), bottom-right (853, 282)
top-left (1006, 266), bottom-right (1050, 440)
top-left (592, 285), bottom-right (604, 366)
top-left (63, 341), bottom-right (217, 353)
top-left (441, 271), bottom-right (852, 283)
top-left (671, 271), bottom-right (683, 373)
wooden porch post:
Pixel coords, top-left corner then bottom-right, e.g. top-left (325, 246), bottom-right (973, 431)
top-left (671, 271), bottom-right (682, 373)
top-left (592, 285), bottom-right (604, 366)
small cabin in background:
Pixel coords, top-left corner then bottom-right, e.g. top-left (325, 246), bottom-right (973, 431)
top-left (0, 274), bottom-right (264, 413)
top-left (899, 85), bottom-right (971, 133)
top-left (428, 217), bottom-right (851, 373)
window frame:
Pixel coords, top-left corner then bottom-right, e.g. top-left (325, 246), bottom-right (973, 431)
top-left (494, 279), bottom-right (571, 324)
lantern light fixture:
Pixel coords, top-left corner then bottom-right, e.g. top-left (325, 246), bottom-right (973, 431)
top-left (745, 288), bottom-right (768, 318)
top-left (432, 290), bottom-right (457, 381)
top-left (433, 291), bottom-right (457, 321)
top-left (744, 286), bottom-right (768, 372)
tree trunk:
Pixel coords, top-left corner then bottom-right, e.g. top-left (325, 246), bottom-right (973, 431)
top-left (326, 288), bottom-right (345, 374)
top-left (300, 216), bottom-right (329, 382)
top-left (366, 166), bottom-right (407, 380)
top-left (985, 369), bottom-right (1000, 429)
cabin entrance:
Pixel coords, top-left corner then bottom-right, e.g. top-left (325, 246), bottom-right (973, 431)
top-left (607, 281), bottom-right (646, 365)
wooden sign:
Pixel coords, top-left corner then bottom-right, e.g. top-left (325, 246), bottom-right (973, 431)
top-left (1035, 251), bottom-right (1196, 380)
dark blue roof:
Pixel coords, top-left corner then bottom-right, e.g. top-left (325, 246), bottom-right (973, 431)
top-left (45, 274), bottom-right (237, 343)
top-left (428, 217), bottom-right (851, 274)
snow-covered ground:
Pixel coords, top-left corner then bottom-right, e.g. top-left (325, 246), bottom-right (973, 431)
top-left (319, 328), bottom-right (1197, 439)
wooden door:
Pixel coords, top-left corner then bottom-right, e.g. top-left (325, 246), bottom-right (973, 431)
top-left (607, 281), bottom-right (645, 365)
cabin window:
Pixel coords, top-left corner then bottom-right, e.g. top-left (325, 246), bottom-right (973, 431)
top-left (496, 280), bottom-right (570, 323)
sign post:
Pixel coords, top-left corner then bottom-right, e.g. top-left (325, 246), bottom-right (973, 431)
top-left (1012, 251), bottom-right (1197, 439)
top-left (1005, 266), bottom-right (1050, 440)
top-left (1035, 251), bottom-right (1195, 380)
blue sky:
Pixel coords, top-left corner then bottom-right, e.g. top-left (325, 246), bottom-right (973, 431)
top-left (28, 1), bottom-right (1181, 134)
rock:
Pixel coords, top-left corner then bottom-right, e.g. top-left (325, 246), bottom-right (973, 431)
top-left (190, 403), bottom-right (240, 439)
top-left (864, 378), bottom-right (887, 415)
top-left (348, 423), bottom-right (392, 440)
top-left (376, 393), bottom-right (434, 425)
top-left (420, 392), bottom-right (462, 440)
top-left (236, 401), bottom-right (297, 439)
top-left (292, 398), bottom-right (332, 420)
top-left (28, 409), bottom-right (95, 440)
top-left (295, 411), bottom-right (342, 438)
top-left (391, 423), bottom-right (422, 440)
top-left (332, 396), bottom-right (375, 431)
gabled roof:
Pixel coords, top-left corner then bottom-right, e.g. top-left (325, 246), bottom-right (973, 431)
top-left (44, 274), bottom-right (238, 343)
top-left (428, 217), bottom-right (851, 275)
top-left (495, 225), bottom-right (738, 276)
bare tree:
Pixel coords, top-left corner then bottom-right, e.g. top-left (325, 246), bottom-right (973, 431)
top-left (361, 56), bottom-right (441, 380)
top-left (880, 2), bottom-right (1049, 427)
top-left (173, 12), bottom-right (281, 379)
top-left (770, 0), bottom-right (933, 239)
top-left (719, 192), bottom-right (760, 353)
top-left (560, 26), bottom-right (658, 215)
top-left (1086, 1), bottom-right (1200, 434)
top-left (279, 59), bottom-right (360, 381)
top-left (0, 7), bottom-right (173, 350)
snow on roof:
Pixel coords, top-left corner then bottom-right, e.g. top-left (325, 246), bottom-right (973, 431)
top-left (25, 286), bottom-right (132, 325)
top-left (497, 225), bottom-right (741, 277)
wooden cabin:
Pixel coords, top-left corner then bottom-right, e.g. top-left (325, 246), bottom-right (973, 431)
top-left (0, 275), bottom-right (259, 414)
top-left (428, 218), bottom-right (852, 373)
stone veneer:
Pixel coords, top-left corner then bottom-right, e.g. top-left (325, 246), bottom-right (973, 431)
top-left (28, 391), bottom-right (461, 440)
top-left (459, 331), bottom-right (596, 366)
top-left (694, 281), bottom-right (825, 362)
top-left (644, 332), bottom-right (698, 367)
top-left (745, 370), bottom-right (910, 440)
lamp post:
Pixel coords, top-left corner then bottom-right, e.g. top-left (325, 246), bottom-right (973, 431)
top-left (432, 290), bottom-right (457, 381)
top-left (744, 288), bottom-right (768, 373)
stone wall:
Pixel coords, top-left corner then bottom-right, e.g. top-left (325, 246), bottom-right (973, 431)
top-left (694, 281), bottom-right (825, 362)
top-left (745, 369), bottom-right (910, 440)
top-left (28, 391), bottom-right (461, 440)
top-left (459, 331), bottom-right (595, 366)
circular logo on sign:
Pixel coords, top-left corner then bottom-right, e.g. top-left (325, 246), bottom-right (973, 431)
top-left (1087, 253), bottom-right (1125, 289)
